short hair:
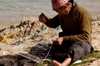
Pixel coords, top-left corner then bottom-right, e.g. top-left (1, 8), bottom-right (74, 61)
top-left (68, 0), bottom-right (74, 4)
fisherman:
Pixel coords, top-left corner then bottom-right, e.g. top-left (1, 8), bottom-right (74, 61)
top-left (39, 0), bottom-right (94, 66)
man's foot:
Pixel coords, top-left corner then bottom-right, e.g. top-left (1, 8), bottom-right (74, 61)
top-left (53, 60), bottom-right (61, 66)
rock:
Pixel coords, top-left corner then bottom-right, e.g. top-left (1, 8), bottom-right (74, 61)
top-left (97, 15), bottom-right (100, 21)
top-left (92, 16), bottom-right (98, 21)
top-left (26, 8), bottom-right (31, 10)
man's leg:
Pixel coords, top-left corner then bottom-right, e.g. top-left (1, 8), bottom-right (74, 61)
top-left (52, 41), bottom-right (93, 66)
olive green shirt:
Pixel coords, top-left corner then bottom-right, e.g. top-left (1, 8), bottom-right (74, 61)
top-left (45, 3), bottom-right (92, 43)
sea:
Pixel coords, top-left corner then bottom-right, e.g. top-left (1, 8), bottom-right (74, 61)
top-left (0, 0), bottom-right (100, 27)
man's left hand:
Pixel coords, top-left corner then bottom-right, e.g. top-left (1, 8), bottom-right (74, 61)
top-left (53, 37), bottom-right (64, 46)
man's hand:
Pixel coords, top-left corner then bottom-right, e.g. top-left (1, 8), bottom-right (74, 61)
top-left (53, 37), bottom-right (64, 46)
top-left (39, 13), bottom-right (47, 23)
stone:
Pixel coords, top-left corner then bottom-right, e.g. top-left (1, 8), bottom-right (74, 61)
top-left (92, 16), bottom-right (98, 21)
top-left (97, 15), bottom-right (100, 21)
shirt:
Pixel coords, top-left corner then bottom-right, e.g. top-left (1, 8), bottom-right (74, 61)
top-left (45, 3), bottom-right (92, 43)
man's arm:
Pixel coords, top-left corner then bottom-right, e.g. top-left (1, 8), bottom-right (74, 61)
top-left (45, 15), bottom-right (60, 28)
top-left (39, 13), bottom-right (60, 28)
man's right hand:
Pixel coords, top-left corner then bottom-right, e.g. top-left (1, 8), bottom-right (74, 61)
top-left (39, 13), bottom-right (47, 23)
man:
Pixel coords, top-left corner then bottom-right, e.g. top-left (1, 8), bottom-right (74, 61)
top-left (39, 0), bottom-right (94, 66)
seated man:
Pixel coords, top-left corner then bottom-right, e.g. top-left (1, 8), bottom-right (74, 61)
top-left (39, 0), bottom-right (94, 66)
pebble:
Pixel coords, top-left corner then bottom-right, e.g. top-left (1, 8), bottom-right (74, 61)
top-left (97, 15), bottom-right (100, 21)
top-left (92, 15), bottom-right (100, 21)
top-left (92, 16), bottom-right (98, 21)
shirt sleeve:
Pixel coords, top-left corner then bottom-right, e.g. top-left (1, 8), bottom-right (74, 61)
top-left (64, 11), bottom-right (92, 43)
top-left (45, 15), bottom-right (60, 28)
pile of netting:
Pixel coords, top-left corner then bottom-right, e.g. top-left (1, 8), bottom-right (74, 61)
top-left (0, 18), bottom-right (61, 45)
top-left (0, 42), bottom-right (54, 66)
top-left (0, 17), bottom-right (62, 66)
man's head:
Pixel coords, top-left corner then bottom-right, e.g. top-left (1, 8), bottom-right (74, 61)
top-left (52, 0), bottom-right (74, 16)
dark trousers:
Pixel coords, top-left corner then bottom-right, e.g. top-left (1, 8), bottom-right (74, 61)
top-left (51, 41), bottom-right (94, 63)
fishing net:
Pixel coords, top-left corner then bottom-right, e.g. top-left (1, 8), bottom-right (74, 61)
top-left (30, 42), bottom-right (53, 60)
top-left (0, 42), bottom-right (54, 66)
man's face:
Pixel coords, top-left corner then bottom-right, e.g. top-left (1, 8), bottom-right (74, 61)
top-left (53, 2), bottom-right (72, 16)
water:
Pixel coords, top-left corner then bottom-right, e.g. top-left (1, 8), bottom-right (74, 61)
top-left (0, 0), bottom-right (55, 22)
top-left (0, 0), bottom-right (100, 26)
